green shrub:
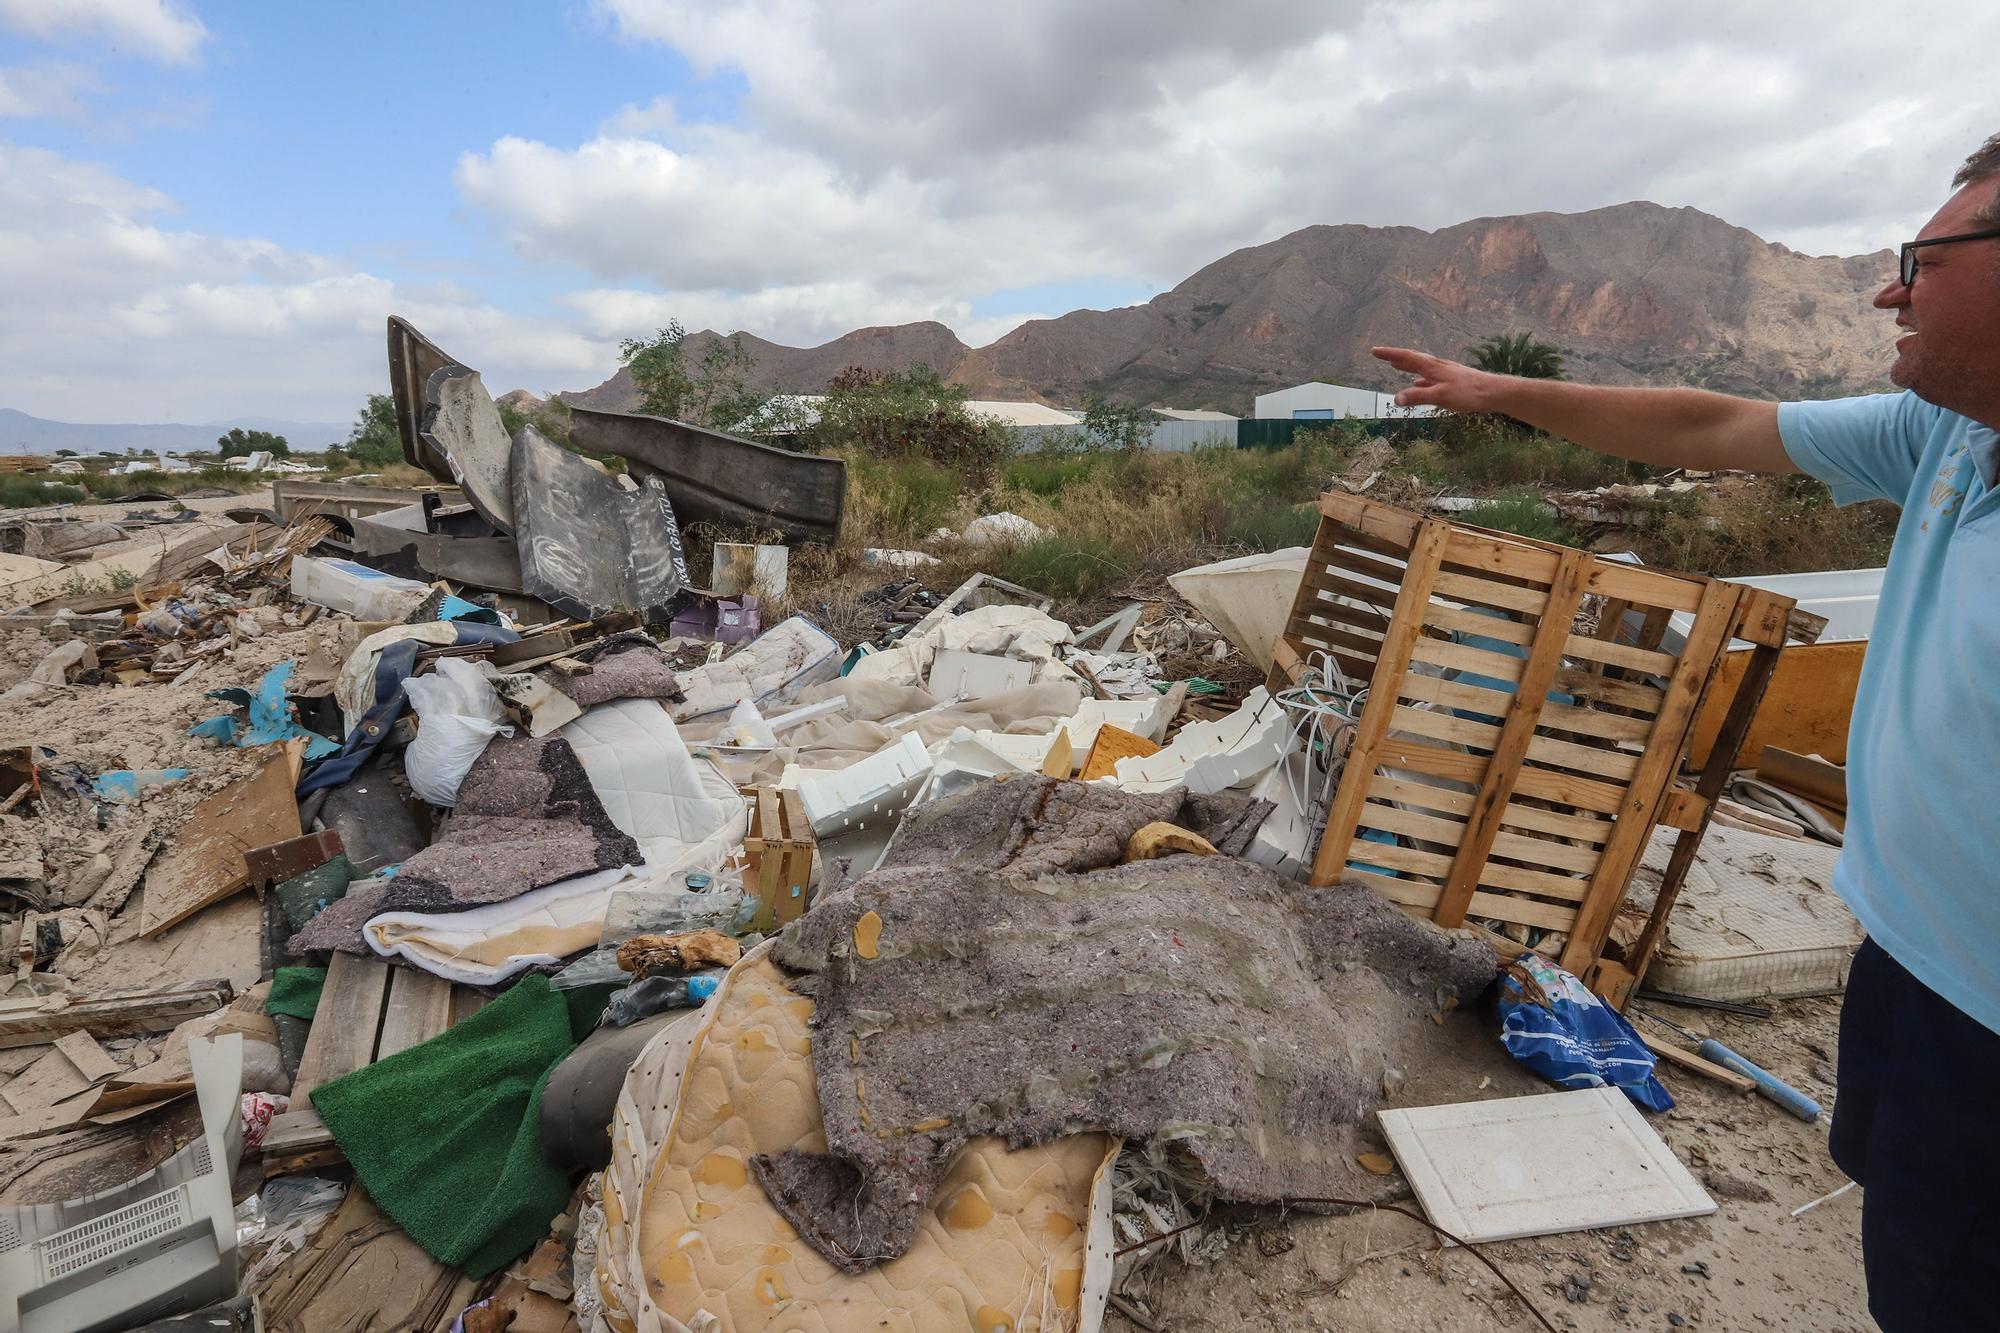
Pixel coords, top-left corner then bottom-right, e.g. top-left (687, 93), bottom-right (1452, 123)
top-left (1224, 503), bottom-right (1321, 551)
top-left (1408, 414), bottom-right (1633, 489)
top-left (1004, 452), bottom-right (1103, 497)
top-left (992, 535), bottom-right (1128, 602)
top-left (1458, 491), bottom-right (1581, 545)
top-left (0, 478), bottom-right (88, 507)
top-left (840, 451), bottom-right (964, 547)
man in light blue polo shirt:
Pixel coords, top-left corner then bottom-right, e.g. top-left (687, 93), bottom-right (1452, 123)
top-left (1373, 132), bottom-right (2000, 1329)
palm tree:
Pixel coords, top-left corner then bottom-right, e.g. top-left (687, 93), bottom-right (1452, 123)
top-left (1467, 332), bottom-right (1564, 380)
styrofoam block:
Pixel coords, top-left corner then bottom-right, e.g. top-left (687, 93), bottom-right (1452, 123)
top-left (928, 649), bottom-right (1034, 699)
top-left (1245, 746), bottom-right (1316, 881)
top-left (1064, 697), bottom-right (1171, 756)
top-left (1379, 1087), bottom-right (1715, 1244)
top-left (796, 733), bottom-right (933, 838)
top-left (290, 556), bottom-right (431, 620)
top-left (1114, 688), bottom-right (1294, 794)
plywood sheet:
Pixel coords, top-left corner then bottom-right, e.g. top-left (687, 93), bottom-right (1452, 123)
top-left (139, 740), bottom-right (304, 938)
top-left (1379, 1087), bottom-right (1714, 1243)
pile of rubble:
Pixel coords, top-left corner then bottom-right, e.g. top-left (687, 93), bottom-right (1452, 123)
top-left (0, 319), bottom-right (1857, 1333)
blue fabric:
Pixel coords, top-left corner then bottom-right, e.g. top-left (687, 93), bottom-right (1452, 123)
top-left (1497, 953), bottom-right (1672, 1111)
top-left (296, 622), bottom-right (520, 796)
top-left (1778, 392), bottom-right (2000, 1036)
top-left (1830, 938), bottom-right (2000, 1329)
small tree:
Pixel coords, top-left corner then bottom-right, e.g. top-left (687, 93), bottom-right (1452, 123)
top-left (1467, 332), bottom-right (1564, 380)
top-left (54, 449), bottom-right (77, 458)
top-left (802, 364), bottom-right (1011, 481)
top-left (345, 393), bottom-right (403, 467)
top-left (1078, 395), bottom-right (1153, 453)
top-left (618, 320), bottom-right (763, 431)
top-left (216, 427), bottom-right (291, 459)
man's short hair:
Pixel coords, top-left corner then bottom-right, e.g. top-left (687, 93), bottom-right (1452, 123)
top-left (1955, 132), bottom-right (2000, 222)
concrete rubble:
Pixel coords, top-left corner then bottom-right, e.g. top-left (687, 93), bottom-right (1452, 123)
top-left (0, 338), bottom-right (1857, 1333)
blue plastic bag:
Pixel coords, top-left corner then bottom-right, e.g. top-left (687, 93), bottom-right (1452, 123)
top-left (1498, 953), bottom-right (1673, 1112)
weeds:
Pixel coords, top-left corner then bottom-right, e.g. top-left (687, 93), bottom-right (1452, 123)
top-left (1459, 490), bottom-right (1582, 545)
top-left (1405, 414), bottom-right (1634, 490)
top-left (1635, 476), bottom-right (1897, 576)
top-left (0, 478), bottom-right (88, 508)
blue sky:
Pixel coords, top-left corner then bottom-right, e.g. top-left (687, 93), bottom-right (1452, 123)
top-left (0, 1), bottom-right (1992, 424)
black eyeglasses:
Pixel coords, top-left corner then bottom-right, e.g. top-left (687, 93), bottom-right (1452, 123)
top-left (1900, 227), bottom-right (2000, 286)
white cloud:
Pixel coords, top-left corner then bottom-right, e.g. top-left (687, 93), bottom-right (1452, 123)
top-left (451, 0), bottom-right (1997, 350)
top-left (0, 0), bottom-right (207, 65)
top-left (0, 144), bottom-right (612, 422)
top-left (0, 62), bottom-right (101, 119)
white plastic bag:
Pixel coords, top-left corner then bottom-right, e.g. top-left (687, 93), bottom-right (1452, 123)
top-left (402, 657), bottom-right (512, 806)
top-left (724, 698), bottom-right (779, 748)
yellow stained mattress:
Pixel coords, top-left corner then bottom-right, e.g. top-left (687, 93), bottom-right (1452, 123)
top-left (594, 941), bottom-right (1117, 1333)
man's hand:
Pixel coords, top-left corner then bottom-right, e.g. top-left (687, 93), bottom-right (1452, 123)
top-left (1371, 346), bottom-right (1496, 412)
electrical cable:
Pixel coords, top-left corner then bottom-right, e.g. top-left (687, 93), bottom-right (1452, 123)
top-left (1115, 1194), bottom-right (1558, 1333)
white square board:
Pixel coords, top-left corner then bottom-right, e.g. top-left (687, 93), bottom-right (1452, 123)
top-left (1378, 1087), bottom-right (1715, 1243)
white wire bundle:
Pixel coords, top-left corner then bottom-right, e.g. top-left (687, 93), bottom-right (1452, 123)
top-left (1271, 650), bottom-right (1369, 841)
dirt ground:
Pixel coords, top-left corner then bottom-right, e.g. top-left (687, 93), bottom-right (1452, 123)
top-left (1110, 994), bottom-right (1866, 1333)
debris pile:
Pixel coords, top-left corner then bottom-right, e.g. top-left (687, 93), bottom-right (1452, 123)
top-left (0, 317), bottom-right (1856, 1332)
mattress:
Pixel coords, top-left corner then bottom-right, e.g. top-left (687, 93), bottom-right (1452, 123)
top-left (594, 943), bottom-right (1118, 1333)
top-left (560, 698), bottom-right (747, 871)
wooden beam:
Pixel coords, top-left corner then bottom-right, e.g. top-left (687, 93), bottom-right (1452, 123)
top-left (0, 980), bottom-right (233, 1050)
top-left (1309, 519), bottom-right (1451, 886)
top-left (1434, 550), bottom-right (1590, 927)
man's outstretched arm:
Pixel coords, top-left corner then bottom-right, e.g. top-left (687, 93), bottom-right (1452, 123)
top-left (1371, 347), bottom-right (1796, 474)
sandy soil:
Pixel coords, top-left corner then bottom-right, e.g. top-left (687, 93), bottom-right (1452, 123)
top-left (1110, 994), bottom-right (1866, 1333)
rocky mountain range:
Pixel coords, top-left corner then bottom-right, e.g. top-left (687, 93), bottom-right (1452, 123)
top-left (565, 201), bottom-right (1899, 415)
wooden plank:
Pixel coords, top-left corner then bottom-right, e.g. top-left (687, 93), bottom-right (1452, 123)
top-left (1321, 543), bottom-right (1411, 588)
top-left (1435, 549), bottom-right (1585, 930)
top-left (0, 980), bottom-right (233, 1050)
top-left (1299, 568), bottom-right (1400, 615)
top-left (1374, 736), bottom-right (1630, 815)
top-left (1584, 562), bottom-right (1707, 612)
top-left (1353, 871), bottom-right (1578, 932)
top-left (376, 967), bottom-right (453, 1059)
top-left (1369, 774), bottom-right (1614, 844)
top-left (1640, 1032), bottom-right (1757, 1093)
top-left (1562, 632), bottom-right (1679, 677)
top-left (1561, 579), bottom-right (1742, 974)
top-left (1424, 602), bottom-right (1536, 646)
top-left (1432, 568), bottom-right (1546, 614)
top-left (1360, 801), bottom-right (1601, 876)
top-left (139, 741), bottom-right (305, 937)
top-left (1394, 671), bottom-right (1651, 744)
top-left (1317, 492), bottom-right (1425, 548)
top-left (1628, 638), bottom-right (1787, 994)
top-left (1539, 698), bottom-right (1658, 745)
top-left (1756, 746), bottom-right (1847, 812)
top-left (449, 985), bottom-right (490, 1027)
top-left (1407, 635), bottom-right (1528, 686)
top-left (1354, 839), bottom-right (1456, 879)
top-left (1309, 519), bottom-right (1452, 886)
top-left (291, 952), bottom-right (391, 1102)
top-left (1551, 665), bottom-right (1668, 713)
top-left (1498, 799), bottom-right (1618, 844)
top-left (1656, 786), bottom-right (1708, 833)
top-left (1387, 704), bottom-right (1644, 782)
top-left (1475, 860), bottom-right (1594, 902)
top-left (1440, 527), bottom-right (1562, 585)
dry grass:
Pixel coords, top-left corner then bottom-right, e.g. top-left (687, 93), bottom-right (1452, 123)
top-left (1632, 476), bottom-right (1897, 576)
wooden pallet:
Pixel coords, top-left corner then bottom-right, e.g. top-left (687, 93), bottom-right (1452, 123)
top-left (741, 786), bottom-right (815, 933)
top-left (261, 952), bottom-right (486, 1174)
top-left (1270, 492), bottom-right (1807, 996)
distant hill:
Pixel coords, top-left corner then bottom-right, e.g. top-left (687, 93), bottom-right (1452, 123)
top-left (0, 408), bottom-right (347, 455)
top-left (564, 201), bottom-right (1898, 414)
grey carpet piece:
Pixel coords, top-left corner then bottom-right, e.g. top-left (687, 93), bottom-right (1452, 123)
top-left (870, 774), bottom-right (1272, 886)
top-left (757, 783), bottom-right (1495, 1273)
top-left (537, 634), bottom-right (682, 710)
top-left (288, 733), bottom-right (640, 955)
